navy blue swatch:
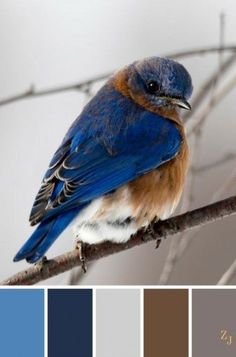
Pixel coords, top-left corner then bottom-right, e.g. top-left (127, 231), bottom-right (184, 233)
top-left (48, 289), bottom-right (92, 357)
top-left (0, 289), bottom-right (44, 357)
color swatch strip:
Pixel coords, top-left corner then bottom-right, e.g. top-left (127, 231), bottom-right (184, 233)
top-left (3, 288), bottom-right (236, 356)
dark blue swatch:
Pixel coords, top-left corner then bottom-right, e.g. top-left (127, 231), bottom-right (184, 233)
top-left (48, 289), bottom-right (92, 357)
top-left (0, 289), bottom-right (44, 357)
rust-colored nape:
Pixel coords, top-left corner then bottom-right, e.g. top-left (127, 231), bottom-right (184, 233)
top-left (112, 67), bottom-right (185, 128)
top-left (112, 67), bottom-right (131, 98)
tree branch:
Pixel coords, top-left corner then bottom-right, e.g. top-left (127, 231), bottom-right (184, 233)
top-left (2, 195), bottom-right (236, 286)
top-left (1, 45), bottom-right (236, 107)
top-left (217, 258), bottom-right (236, 285)
top-left (168, 44), bottom-right (236, 59)
top-left (171, 168), bottom-right (236, 271)
top-left (0, 73), bottom-right (110, 107)
top-left (192, 152), bottom-right (236, 173)
top-left (184, 53), bottom-right (236, 120)
top-left (187, 74), bottom-right (236, 136)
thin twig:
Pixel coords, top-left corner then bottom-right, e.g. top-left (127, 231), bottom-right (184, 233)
top-left (0, 72), bottom-right (110, 107)
top-left (168, 45), bottom-right (236, 59)
top-left (173, 18), bottom-right (233, 268)
top-left (2, 195), bottom-right (236, 285)
top-left (157, 164), bottom-right (236, 284)
top-left (219, 12), bottom-right (226, 68)
top-left (158, 236), bottom-right (180, 285)
top-left (184, 54), bottom-right (236, 120)
top-left (211, 168), bottom-right (236, 202)
top-left (1, 45), bottom-right (236, 107)
top-left (159, 18), bottom-right (229, 284)
top-left (192, 152), bottom-right (236, 173)
top-left (176, 167), bottom-right (236, 261)
top-left (217, 258), bottom-right (236, 285)
top-left (187, 74), bottom-right (236, 135)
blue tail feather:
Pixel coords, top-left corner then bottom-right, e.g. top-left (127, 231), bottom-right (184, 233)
top-left (13, 207), bottom-right (83, 263)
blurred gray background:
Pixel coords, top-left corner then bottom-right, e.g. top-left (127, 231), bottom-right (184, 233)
top-left (0, 0), bottom-right (236, 285)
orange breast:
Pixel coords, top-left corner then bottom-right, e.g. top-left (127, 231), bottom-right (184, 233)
top-left (128, 134), bottom-right (189, 224)
top-left (106, 72), bottom-right (190, 225)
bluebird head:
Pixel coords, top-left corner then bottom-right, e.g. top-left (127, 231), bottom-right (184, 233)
top-left (126, 57), bottom-right (193, 110)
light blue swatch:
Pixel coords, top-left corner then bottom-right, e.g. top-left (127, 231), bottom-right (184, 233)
top-left (0, 289), bottom-right (44, 357)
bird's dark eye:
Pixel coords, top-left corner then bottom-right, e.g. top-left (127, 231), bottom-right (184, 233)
top-left (147, 80), bottom-right (160, 94)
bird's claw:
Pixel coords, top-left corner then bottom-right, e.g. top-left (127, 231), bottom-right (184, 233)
top-left (145, 225), bottom-right (156, 239)
top-left (41, 256), bottom-right (48, 263)
top-left (155, 239), bottom-right (161, 249)
top-left (76, 240), bottom-right (87, 273)
top-left (35, 256), bottom-right (49, 270)
top-left (145, 220), bottom-right (162, 249)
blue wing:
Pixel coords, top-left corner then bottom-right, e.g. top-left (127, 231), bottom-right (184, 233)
top-left (14, 83), bottom-right (182, 262)
top-left (30, 83), bottom-right (182, 224)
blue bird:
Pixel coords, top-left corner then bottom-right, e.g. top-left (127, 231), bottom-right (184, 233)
top-left (14, 56), bottom-right (193, 264)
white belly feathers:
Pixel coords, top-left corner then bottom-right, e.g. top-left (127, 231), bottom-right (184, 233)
top-left (72, 188), bottom-right (138, 244)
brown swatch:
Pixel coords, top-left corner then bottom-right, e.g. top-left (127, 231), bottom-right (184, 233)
top-left (144, 289), bottom-right (188, 357)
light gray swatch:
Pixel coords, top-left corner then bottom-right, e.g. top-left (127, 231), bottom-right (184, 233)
top-left (96, 289), bottom-right (140, 357)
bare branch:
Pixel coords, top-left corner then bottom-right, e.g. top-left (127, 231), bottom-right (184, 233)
top-left (183, 18), bottom-right (232, 122)
top-left (217, 258), bottom-right (236, 285)
top-left (1, 45), bottom-right (236, 108)
top-left (187, 74), bottom-right (236, 136)
top-left (176, 168), bottom-right (236, 263)
top-left (159, 32), bottom-right (228, 282)
top-left (2, 195), bottom-right (236, 286)
top-left (211, 168), bottom-right (236, 202)
top-left (158, 236), bottom-right (181, 285)
top-left (184, 53), bottom-right (236, 120)
top-left (192, 153), bottom-right (236, 173)
top-left (158, 19), bottom-right (235, 284)
top-left (168, 44), bottom-right (236, 59)
top-left (0, 72), bottom-right (110, 107)
top-left (219, 12), bottom-right (226, 67)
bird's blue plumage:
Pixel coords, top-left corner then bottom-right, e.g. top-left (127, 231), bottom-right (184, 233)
top-left (133, 57), bottom-right (192, 100)
top-left (14, 56), bottom-right (192, 263)
top-left (41, 84), bottom-right (182, 216)
top-left (14, 208), bottom-right (84, 263)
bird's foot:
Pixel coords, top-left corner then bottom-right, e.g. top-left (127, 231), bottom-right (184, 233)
top-left (152, 217), bottom-right (162, 249)
top-left (145, 224), bottom-right (156, 239)
top-left (141, 224), bottom-right (156, 243)
top-left (144, 217), bottom-right (162, 249)
top-left (75, 240), bottom-right (87, 273)
top-left (155, 238), bottom-right (161, 249)
top-left (34, 256), bottom-right (49, 270)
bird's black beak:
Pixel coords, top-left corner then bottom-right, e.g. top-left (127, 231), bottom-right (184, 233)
top-left (170, 97), bottom-right (191, 110)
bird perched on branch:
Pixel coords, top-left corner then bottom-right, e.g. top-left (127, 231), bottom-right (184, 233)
top-left (14, 56), bottom-right (193, 266)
